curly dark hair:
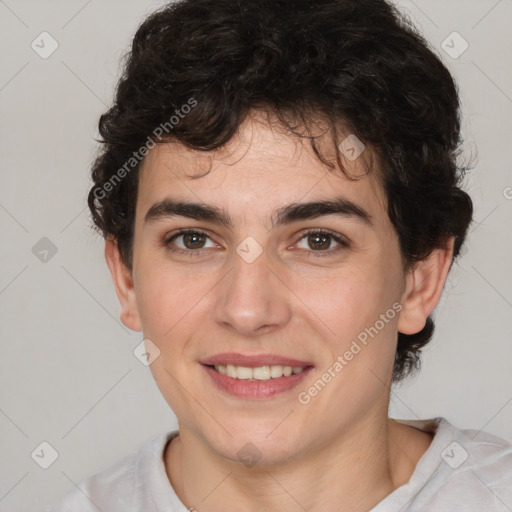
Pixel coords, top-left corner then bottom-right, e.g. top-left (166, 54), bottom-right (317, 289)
top-left (88, 0), bottom-right (473, 382)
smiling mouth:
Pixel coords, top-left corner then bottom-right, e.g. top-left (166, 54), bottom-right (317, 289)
top-left (205, 364), bottom-right (309, 381)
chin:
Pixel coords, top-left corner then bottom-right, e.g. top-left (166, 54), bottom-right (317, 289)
top-left (206, 427), bottom-right (302, 468)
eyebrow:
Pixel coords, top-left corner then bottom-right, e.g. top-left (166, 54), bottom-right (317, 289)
top-left (144, 197), bottom-right (373, 228)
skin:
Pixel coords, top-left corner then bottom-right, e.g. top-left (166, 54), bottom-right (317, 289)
top-left (106, 111), bottom-right (454, 512)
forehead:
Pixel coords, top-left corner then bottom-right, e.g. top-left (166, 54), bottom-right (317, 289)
top-left (136, 114), bottom-right (387, 225)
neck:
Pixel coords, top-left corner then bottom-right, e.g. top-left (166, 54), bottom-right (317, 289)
top-left (164, 415), bottom-right (433, 512)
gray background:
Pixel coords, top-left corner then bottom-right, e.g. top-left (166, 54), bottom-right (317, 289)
top-left (0, 0), bottom-right (511, 510)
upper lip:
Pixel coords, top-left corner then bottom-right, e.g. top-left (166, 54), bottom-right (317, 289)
top-left (200, 353), bottom-right (314, 368)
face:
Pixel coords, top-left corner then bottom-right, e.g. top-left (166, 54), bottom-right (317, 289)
top-left (113, 113), bottom-right (420, 465)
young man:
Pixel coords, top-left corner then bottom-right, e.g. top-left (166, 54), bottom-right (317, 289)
top-left (49, 0), bottom-right (512, 510)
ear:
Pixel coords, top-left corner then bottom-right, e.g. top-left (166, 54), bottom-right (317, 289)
top-left (104, 237), bottom-right (142, 332)
top-left (398, 237), bottom-right (454, 335)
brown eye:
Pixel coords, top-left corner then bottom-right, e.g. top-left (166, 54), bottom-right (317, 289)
top-left (307, 232), bottom-right (332, 251)
top-left (181, 232), bottom-right (207, 249)
top-left (296, 229), bottom-right (349, 257)
top-left (163, 230), bottom-right (217, 252)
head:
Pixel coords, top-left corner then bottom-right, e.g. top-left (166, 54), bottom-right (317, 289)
top-left (89, 0), bottom-right (472, 463)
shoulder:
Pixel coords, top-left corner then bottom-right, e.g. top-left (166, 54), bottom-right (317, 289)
top-left (45, 454), bottom-right (136, 512)
top-left (46, 431), bottom-right (177, 512)
top-left (417, 417), bottom-right (512, 510)
top-left (374, 417), bottom-right (512, 512)
top-left (447, 421), bottom-right (512, 495)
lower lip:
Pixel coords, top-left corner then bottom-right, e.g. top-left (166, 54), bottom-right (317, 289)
top-left (202, 364), bottom-right (313, 399)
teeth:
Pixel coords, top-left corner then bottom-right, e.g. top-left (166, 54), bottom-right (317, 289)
top-left (213, 364), bottom-right (305, 380)
top-left (253, 366), bottom-right (271, 380)
top-left (270, 365), bottom-right (284, 378)
top-left (236, 365), bottom-right (253, 379)
top-left (226, 364), bottom-right (237, 378)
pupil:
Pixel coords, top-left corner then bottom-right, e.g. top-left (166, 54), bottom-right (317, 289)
top-left (310, 233), bottom-right (329, 250)
top-left (184, 233), bottom-right (205, 249)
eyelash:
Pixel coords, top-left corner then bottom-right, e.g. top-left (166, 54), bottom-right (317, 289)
top-left (162, 228), bottom-right (350, 258)
top-left (296, 229), bottom-right (349, 258)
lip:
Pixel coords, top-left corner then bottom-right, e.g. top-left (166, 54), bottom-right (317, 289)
top-left (200, 353), bottom-right (314, 368)
top-left (202, 364), bottom-right (314, 399)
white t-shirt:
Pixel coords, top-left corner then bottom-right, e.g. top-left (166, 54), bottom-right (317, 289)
top-left (46, 417), bottom-right (512, 511)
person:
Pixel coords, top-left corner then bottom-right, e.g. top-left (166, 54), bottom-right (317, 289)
top-left (47, 0), bottom-right (512, 510)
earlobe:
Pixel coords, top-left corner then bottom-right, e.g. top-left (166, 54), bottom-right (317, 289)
top-left (104, 237), bottom-right (142, 332)
top-left (397, 238), bottom-right (455, 335)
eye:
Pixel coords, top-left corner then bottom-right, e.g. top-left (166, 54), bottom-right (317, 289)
top-left (163, 229), bottom-right (217, 253)
top-left (162, 228), bottom-right (349, 259)
top-left (295, 229), bottom-right (349, 257)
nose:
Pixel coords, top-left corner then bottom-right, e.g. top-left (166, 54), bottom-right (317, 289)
top-left (212, 247), bottom-right (292, 338)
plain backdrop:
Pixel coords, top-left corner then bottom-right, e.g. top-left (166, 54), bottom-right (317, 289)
top-left (0, 0), bottom-right (511, 510)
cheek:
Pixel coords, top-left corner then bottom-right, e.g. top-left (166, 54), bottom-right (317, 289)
top-left (134, 262), bottom-right (200, 344)
top-left (295, 265), bottom-right (391, 334)
top-left (292, 258), bottom-right (402, 382)
top-left (134, 267), bottom-right (212, 416)
top-left (294, 266), bottom-right (400, 406)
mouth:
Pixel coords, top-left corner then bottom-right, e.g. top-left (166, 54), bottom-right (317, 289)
top-left (200, 353), bottom-right (314, 399)
top-left (206, 363), bottom-right (308, 380)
